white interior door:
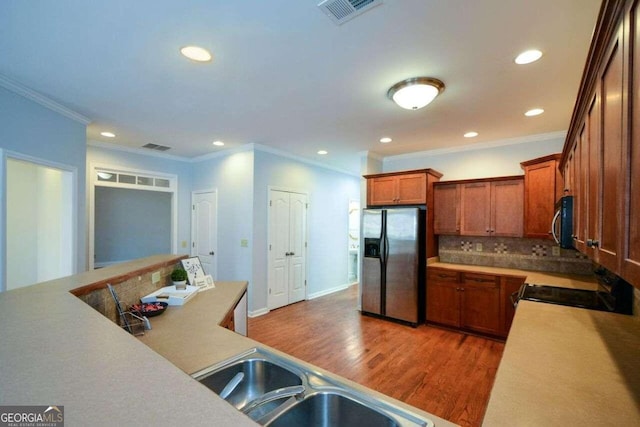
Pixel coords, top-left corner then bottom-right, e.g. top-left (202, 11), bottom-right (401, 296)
top-left (268, 189), bottom-right (307, 310)
top-left (288, 193), bottom-right (306, 304)
top-left (192, 191), bottom-right (218, 279)
top-left (269, 191), bottom-right (290, 309)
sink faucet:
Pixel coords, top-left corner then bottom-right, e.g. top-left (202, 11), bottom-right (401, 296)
top-left (240, 385), bottom-right (305, 415)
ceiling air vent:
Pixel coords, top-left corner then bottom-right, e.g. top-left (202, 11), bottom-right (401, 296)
top-left (318, 0), bottom-right (383, 25)
top-left (142, 143), bottom-right (171, 152)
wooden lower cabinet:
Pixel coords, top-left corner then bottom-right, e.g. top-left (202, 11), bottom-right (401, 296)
top-left (427, 267), bottom-right (524, 338)
top-left (426, 269), bottom-right (460, 327)
top-left (460, 273), bottom-right (501, 335)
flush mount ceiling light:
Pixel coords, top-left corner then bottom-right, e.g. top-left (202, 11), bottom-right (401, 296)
top-left (464, 131), bottom-right (479, 138)
top-left (100, 131), bottom-right (116, 138)
top-left (180, 45), bottom-right (212, 62)
top-left (380, 137), bottom-right (392, 143)
top-left (387, 77), bottom-right (445, 110)
top-left (317, 150), bottom-right (328, 155)
top-left (212, 140), bottom-right (224, 146)
top-left (525, 108), bottom-right (545, 117)
top-left (515, 49), bottom-right (543, 65)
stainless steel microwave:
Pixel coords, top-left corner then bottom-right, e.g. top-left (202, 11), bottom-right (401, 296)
top-left (552, 195), bottom-right (573, 248)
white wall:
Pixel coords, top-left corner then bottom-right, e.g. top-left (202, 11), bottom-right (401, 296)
top-left (191, 150), bottom-right (255, 292)
top-left (382, 133), bottom-right (565, 181)
top-left (253, 149), bottom-right (360, 314)
top-left (0, 86), bottom-right (86, 288)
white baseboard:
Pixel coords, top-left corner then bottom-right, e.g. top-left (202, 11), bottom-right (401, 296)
top-left (307, 283), bottom-right (352, 300)
top-left (249, 284), bottom-right (356, 317)
top-left (249, 308), bottom-right (270, 318)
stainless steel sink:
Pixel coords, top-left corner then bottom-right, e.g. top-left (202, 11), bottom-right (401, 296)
top-left (196, 357), bottom-right (304, 420)
top-left (192, 348), bottom-right (434, 427)
top-left (266, 391), bottom-right (399, 427)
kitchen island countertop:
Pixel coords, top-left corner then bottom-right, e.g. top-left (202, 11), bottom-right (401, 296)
top-left (0, 255), bottom-right (455, 427)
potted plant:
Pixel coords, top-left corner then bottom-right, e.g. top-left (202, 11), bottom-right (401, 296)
top-left (171, 268), bottom-right (188, 290)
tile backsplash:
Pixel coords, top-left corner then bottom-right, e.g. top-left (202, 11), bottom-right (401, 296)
top-left (438, 235), bottom-right (593, 275)
top-left (78, 263), bottom-right (179, 324)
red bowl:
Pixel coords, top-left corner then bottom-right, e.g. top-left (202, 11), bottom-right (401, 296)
top-left (130, 301), bottom-right (168, 317)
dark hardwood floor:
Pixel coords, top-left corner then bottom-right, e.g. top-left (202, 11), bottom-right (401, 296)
top-left (248, 285), bottom-right (504, 427)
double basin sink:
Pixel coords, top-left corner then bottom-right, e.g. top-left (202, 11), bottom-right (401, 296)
top-left (192, 347), bottom-right (434, 427)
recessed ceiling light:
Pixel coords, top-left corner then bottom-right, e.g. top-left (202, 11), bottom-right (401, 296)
top-left (380, 137), bottom-right (392, 143)
top-left (515, 49), bottom-right (543, 65)
top-left (212, 140), bottom-right (224, 146)
top-left (464, 131), bottom-right (479, 138)
top-left (100, 132), bottom-right (116, 138)
top-left (317, 150), bottom-right (328, 155)
top-left (525, 108), bottom-right (545, 117)
top-left (180, 46), bottom-right (212, 62)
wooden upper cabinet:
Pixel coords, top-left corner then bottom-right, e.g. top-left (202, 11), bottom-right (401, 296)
top-left (433, 183), bottom-right (460, 235)
top-left (460, 181), bottom-right (491, 236)
top-left (459, 177), bottom-right (523, 237)
top-left (622, 0), bottom-right (640, 285)
top-left (491, 179), bottom-right (524, 237)
top-left (597, 27), bottom-right (625, 272)
top-left (559, 0), bottom-right (640, 288)
top-left (520, 154), bottom-right (562, 239)
top-left (367, 173), bottom-right (427, 205)
top-left (367, 176), bottom-right (398, 205)
top-left (364, 169), bottom-right (443, 259)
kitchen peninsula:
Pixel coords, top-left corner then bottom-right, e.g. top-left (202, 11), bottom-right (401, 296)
top-left (0, 255), bottom-right (454, 427)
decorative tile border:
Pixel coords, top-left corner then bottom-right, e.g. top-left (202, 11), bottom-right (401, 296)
top-left (439, 235), bottom-right (593, 275)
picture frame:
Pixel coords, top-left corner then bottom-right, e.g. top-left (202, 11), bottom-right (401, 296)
top-left (180, 256), bottom-right (206, 285)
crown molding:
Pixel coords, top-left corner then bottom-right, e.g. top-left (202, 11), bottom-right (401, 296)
top-left (251, 143), bottom-right (359, 177)
top-left (0, 74), bottom-right (92, 125)
top-left (189, 143), bottom-right (256, 162)
top-left (90, 140), bottom-right (359, 177)
top-left (383, 131), bottom-right (567, 163)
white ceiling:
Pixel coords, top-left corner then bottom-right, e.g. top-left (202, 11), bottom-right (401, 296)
top-left (0, 0), bottom-right (601, 174)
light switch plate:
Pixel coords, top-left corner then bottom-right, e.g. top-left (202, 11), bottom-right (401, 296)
top-left (241, 239), bottom-right (248, 248)
top-left (475, 243), bottom-right (483, 252)
top-left (152, 271), bottom-right (161, 284)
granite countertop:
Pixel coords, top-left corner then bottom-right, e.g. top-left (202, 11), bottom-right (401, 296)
top-left (0, 255), bottom-right (455, 427)
top-left (428, 261), bottom-right (599, 290)
top-left (483, 300), bottom-right (640, 426)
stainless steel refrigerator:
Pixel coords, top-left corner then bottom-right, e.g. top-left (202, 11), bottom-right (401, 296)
top-left (361, 207), bottom-right (425, 326)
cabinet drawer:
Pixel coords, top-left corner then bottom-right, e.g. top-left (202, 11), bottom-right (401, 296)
top-left (428, 269), bottom-right (460, 282)
top-left (462, 273), bottom-right (498, 287)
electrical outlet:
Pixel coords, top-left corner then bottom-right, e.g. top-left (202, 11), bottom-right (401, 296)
top-left (475, 243), bottom-right (483, 252)
top-left (152, 271), bottom-right (161, 284)
top-left (552, 246), bottom-right (561, 256)
top-left (241, 239), bottom-right (249, 248)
